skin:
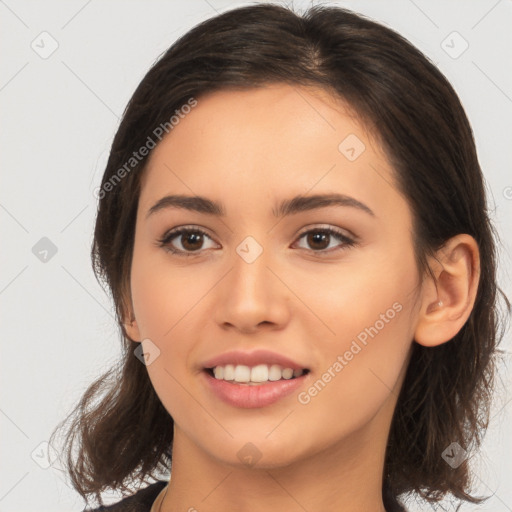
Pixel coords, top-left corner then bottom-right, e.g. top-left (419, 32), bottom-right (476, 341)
top-left (124, 83), bottom-right (480, 512)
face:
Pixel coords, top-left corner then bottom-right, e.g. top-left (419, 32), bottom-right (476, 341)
top-left (126, 83), bottom-right (421, 470)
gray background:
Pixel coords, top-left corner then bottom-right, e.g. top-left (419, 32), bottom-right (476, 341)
top-left (1, 0), bottom-right (511, 510)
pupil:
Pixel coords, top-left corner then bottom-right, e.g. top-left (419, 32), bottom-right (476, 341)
top-left (308, 232), bottom-right (329, 250)
top-left (183, 232), bottom-right (203, 250)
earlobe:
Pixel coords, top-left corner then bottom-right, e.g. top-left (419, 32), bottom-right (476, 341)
top-left (414, 234), bottom-right (480, 348)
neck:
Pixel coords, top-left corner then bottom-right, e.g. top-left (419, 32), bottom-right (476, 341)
top-left (161, 405), bottom-right (395, 512)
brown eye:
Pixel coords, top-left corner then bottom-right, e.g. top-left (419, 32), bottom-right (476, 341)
top-left (157, 225), bottom-right (356, 258)
top-left (305, 231), bottom-right (331, 250)
top-left (180, 231), bottom-right (205, 251)
top-left (294, 227), bottom-right (356, 254)
top-left (157, 227), bottom-right (217, 257)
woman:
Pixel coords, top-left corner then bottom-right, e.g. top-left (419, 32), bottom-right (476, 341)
top-left (50, 3), bottom-right (510, 511)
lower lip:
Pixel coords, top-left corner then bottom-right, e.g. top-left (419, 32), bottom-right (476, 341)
top-left (203, 370), bottom-right (308, 408)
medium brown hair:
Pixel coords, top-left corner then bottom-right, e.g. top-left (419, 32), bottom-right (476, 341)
top-left (50, 3), bottom-right (510, 510)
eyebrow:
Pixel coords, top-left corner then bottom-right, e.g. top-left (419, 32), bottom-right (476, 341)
top-left (146, 193), bottom-right (375, 219)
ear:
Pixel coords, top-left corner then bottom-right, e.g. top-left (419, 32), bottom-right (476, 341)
top-left (121, 287), bottom-right (142, 343)
top-left (414, 234), bottom-right (480, 347)
top-left (123, 317), bottom-right (142, 343)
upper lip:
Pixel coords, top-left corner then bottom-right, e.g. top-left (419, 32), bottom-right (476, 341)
top-left (202, 349), bottom-right (308, 370)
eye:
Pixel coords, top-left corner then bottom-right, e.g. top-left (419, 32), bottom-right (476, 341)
top-left (292, 226), bottom-right (356, 255)
top-left (156, 226), bottom-right (218, 257)
top-left (156, 225), bottom-right (356, 258)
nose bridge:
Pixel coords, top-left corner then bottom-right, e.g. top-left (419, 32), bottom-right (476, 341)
top-left (215, 233), bottom-right (289, 330)
top-left (229, 234), bottom-right (273, 302)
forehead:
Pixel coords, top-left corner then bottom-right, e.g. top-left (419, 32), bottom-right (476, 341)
top-left (139, 83), bottom-right (400, 216)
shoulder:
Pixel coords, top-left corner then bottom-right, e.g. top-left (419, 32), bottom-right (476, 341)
top-left (84, 480), bottom-right (168, 512)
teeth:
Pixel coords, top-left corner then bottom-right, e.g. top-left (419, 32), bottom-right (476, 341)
top-left (234, 365), bottom-right (251, 383)
top-left (210, 364), bottom-right (305, 384)
top-left (269, 364), bottom-right (282, 381)
top-left (223, 364), bottom-right (235, 381)
top-left (282, 368), bottom-right (293, 379)
top-left (251, 364), bottom-right (268, 382)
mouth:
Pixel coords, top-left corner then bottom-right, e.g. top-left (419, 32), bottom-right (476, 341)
top-left (200, 349), bottom-right (311, 408)
top-left (204, 364), bottom-right (310, 385)
top-left (202, 363), bottom-right (311, 408)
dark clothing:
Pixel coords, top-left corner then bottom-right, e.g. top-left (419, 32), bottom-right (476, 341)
top-left (84, 481), bottom-right (167, 512)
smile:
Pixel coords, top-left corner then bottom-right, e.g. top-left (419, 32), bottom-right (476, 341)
top-left (203, 365), bottom-right (310, 408)
top-left (207, 364), bottom-right (308, 385)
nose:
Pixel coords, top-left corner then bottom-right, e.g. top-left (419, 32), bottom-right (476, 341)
top-left (214, 243), bottom-right (291, 334)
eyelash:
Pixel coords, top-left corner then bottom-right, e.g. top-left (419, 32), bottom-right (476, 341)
top-left (156, 225), bottom-right (357, 258)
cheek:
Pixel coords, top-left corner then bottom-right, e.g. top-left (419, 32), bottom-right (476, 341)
top-left (130, 247), bottom-right (212, 413)
top-left (130, 244), bottom-right (208, 340)
top-left (291, 305), bottom-right (412, 456)
top-left (287, 247), bottom-right (415, 348)
top-left (144, 354), bottom-right (198, 427)
top-left (291, 245), bottom-right (416, 416)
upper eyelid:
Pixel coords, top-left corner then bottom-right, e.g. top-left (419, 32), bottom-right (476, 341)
top-left (161, 224), bottom-right (354, 241)
top-left (295, 224), bottom-right (355, 239)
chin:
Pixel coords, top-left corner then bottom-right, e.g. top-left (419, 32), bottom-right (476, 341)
top-left (199, 428), bottom-right (314, 471)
